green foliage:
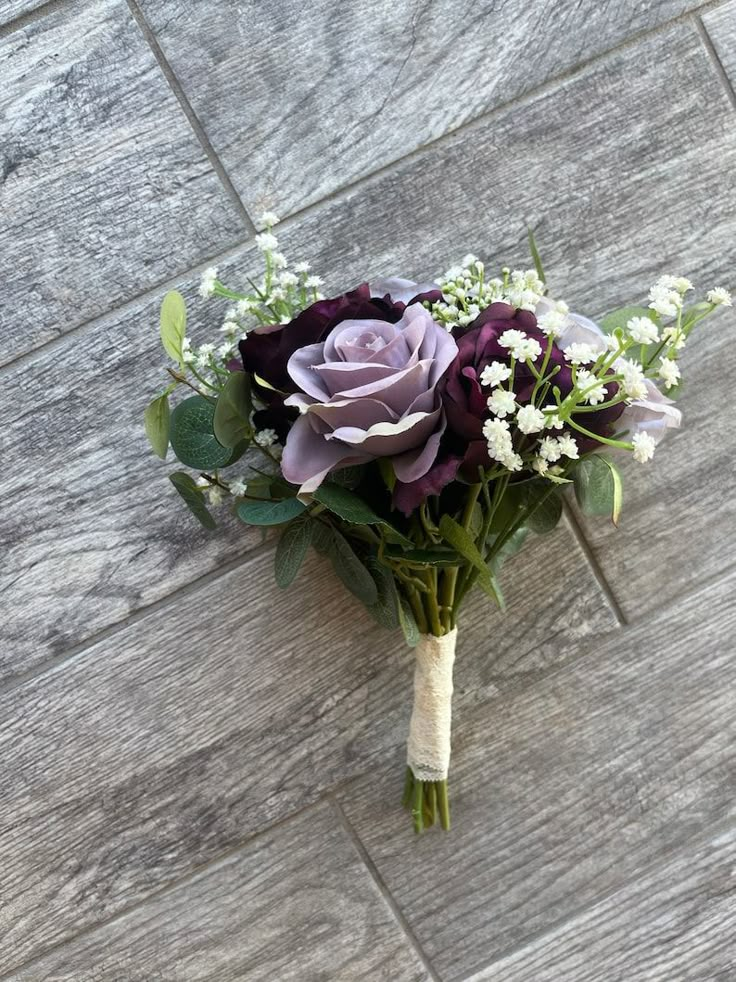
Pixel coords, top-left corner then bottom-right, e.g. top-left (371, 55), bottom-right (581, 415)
top-left (398, 596), bottom-right (420, 647)
top-left (274, 518), bottom-right (312, 588)
top-left (213, 372), bottom-right (253, 448)
top-left (599, 306), bottom-right (656, 334)
top-left (573, 454), bottom-right (623, 524)
top-left (238, 497), bottom-right (306, 526)
top-left (160, 291), bottom-right (187, 366)
top-left (169, 395), bottom-right (232, 470)
top-left (522, 487), bottom-right (562, 535)
top-left (489, 527), bottom-right (529, 573)
top-left (438, 514), bottom-right (503, 608)
top-left (324, 527), bottom-right (378, 606)
top-left (169, 472), bottom-right (216, 530)
top-left (313, 483), bottom-right (412, 548)
top-left (144, 393), bottom-right (170, 459)
top-left (365, 557), bottom-right (400, 630)
top-left (384, 546), bottom-right (462, 567)
top-left (527, 227), bottom-right (546, 285)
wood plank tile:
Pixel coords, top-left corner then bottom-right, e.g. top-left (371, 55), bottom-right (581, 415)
top-left (0, 532), bottom-right (617, 972)
top-left (0, 0), bottom-right (243, 364)
top-left (0, 1), bottom-right (45, 28)
top-left (137, 0), bottom-right (701, 220)
top-left (467, 823), bottom-right (736, 982)
top-left (4, 21), bottom-right (735, 675)
top-left (337, 570), bottom-right (736, 981)
top-left (7, 801), bottom-right (428, 982)
top-left (702, 1), bottom-right (736, 85)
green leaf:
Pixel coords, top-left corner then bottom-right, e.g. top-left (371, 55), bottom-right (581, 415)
top-left (398, 596), bottom-right (420, 647)
top-left (438, 514), bottom-right (504, 609)
top-left (313, 483), bottom-right (413, 549)
top-left (600, 306), bottom-right (656, 334)
top-left (169, 395), bottom-right (232, 470)
top-left (331, 465), bottom-right (365, 489)
top-left (238, 497), bottom-right (306, 526)
top-left (325, 528), bottom-right (378, 606)
top-left (378, 458), bottom-right (396, 492)
top-left (160, 291), bottom-right (187, 366)
top-left (527, 227), bottom-right (546, 285)
top-left (523, 488), bottom-right (562, 535)
top-left (311, 520), bottom-right (333, 555)
top-left (274, 518), bottom-right (312, 588)
top-left (169, 471), bottom-right (216, 530)
top-left (144, 393), bottom-right (170, 459)
top-left (573, 454), bottom-right (622, 522)
top-left (365, 558), bottom-right (400, 630)
top-left (213, 372), bottom-right (253, 448)
top-left (489, 527), bottom-right (529, 572)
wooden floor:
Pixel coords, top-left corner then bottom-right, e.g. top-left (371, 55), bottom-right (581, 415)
top-left (1, 1), bottom-right (735, 978)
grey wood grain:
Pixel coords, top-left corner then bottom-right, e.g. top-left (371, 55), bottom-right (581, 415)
top-left (0, 0), bottom-right (45, 28)
top-left (703, 1), bottom-right (736, 86)
top-left (7, 801), bottom-right (428, 982)
top-left (137, 0), bottom-right (702, 221)
top-left (468, 823), bottom-right (736, 982)
top-left (4, 19), bottom-right (735, 681)
top-left (0, 0), bottom-right (243, 364)
top-left (0, 532), bottom-right (617, 973)
top-left (337, 569), bottom-right (736, 982)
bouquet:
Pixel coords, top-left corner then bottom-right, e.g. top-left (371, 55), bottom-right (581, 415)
top-left (144, 214), bottom-right (731, 832)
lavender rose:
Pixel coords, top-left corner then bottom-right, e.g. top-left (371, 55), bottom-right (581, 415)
top-left (281, 304), bottom-right (458, 492)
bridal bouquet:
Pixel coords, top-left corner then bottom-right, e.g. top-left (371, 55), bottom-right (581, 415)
top-left (145, 215), bottom-right (730, 832)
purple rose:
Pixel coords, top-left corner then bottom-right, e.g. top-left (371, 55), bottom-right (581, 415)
top-left (442, 303), bottom-right (625, 476)
top-left (280, 305), bottom-right (458, 492)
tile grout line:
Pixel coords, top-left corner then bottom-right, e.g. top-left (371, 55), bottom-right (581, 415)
top-left (456, 811), bottom-right (736, 982)
top-left (330, 794), bottom-right (443, 982)
top-left (693, 12), bottom-right (736, 111)
top-left (0, 0), bottom-right (730, 379)
top-left (562, 500), bottom-right (628, 626)
top-left (125, 0), bottom-right (257, 236)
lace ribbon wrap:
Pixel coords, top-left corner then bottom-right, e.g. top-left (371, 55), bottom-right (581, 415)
top-left (406, 628), bottom-right (458, 782)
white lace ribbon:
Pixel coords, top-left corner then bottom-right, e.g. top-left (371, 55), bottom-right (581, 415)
top-left (406, 628), bottom-right (457, 782)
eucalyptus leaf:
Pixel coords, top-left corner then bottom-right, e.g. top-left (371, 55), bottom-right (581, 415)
top-left (325, 528), bottom-right (378, 606)
top-left (313, 483), bottom-right (412, 549)
top-left (274, 518), bottom-right (312, 588)
top-left (573, 454), bottom-right (622, 521)
top-left (169, 471), bottom-right (216, 530)
top-left (213, 372), bottom-right (253, 448)
top-left (144, 393), bottom-right (170, 459)
top-left (398, 596), bottom-right (420, 648)
top-left (169, 396), bottom-right (232, 470)
top-left (524, 488), bottom-right (562, 535)
top-left (237, 497), bottom-right (306, 526)
top-left (365, 557), bottom-right (400, 630)
top-left (160, 291), bottom-right (187, 365)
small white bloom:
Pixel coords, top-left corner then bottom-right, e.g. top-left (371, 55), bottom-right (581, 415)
top-left (220, 319), bottom-right (239, 335)
top-left (501, 452), bottom-right (524, 472)
top-left (236, 298), bottom-right (255, 316)
top-left (199, 266), bottom-right (218, 298)
top-left (632, 431), bottom-right (656, 463)
top-left (207, 486), bottom-right (224, 506)
top-left (268, 287), bottom-right (286, 302)
top-left (294, 261), bottom-right (311, 274)
top-left (516, 338), bottom-right (543, 362)
top-left (279, 271), bottom-right (298, 287)
top-left (271, 251), bottom-right (288, 269)
top-left (255, 428), bottom-right (278, 447)
top-left (707, 287), bottom-right (732, 307)
top-left (218, 343), bottom-right (234, 360)
top-left (556, 434), bottom-right (579, 459)
top-left (480, 361), bottom-right (512, 387)
top-left (182, 348), bottom-right (195, 364)
top-left (563, 342), bottom-right (598, 365)
top-left (498, 329), bottom-right (527, 351)
top-left (255, 232), bottom-right (278, 252)
top-left (487, 389), bottom-right (517, 418)
top-left (258, 211), bottom-right (279, 227)
top-left (604, 333), bottom-right (622, 352)
top-left (538, 437), bottom-right (562, 462)
top-left (658, 357), bottom-right (681, 389)
top-left (575, 368), bottom-right (607, 405)
top-left (198, 343), bottom-right (215, 357)
top-left (516, 404), bottom-right (546, 434)
top-left (305, 275), bottom-right (324, 289)
top-left (538, 309), bottom-right (566, 338)
top-left (555, 300), bottom-right (570, 314)
top-left (662, 325), bottom-right (687, 351)
top-left (626, 316), bottom-right (660, 344)
top-left (543, 410), bottom-right (564, 430)
top-left (619, 358), bottom-right (648, 400)
top-left (462, 253), bottom-right (479, 267)
top-left (648, 282), bottom-right (681, 318)
top-left (229, 478), bottom-right (248, 496)
top-left (532, 456), bottom-right (549, 476)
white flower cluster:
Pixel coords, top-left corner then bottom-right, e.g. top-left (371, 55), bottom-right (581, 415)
top-left (428, 259), bottom-right (546, 330)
